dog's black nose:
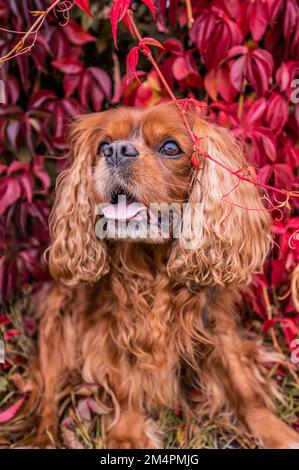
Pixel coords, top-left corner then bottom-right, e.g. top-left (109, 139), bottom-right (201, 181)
top-left (103, 140), bottom-right (139, 165)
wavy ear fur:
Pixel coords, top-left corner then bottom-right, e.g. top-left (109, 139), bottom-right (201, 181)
top-left (48, 115), bottom-right (108, 286)
top-left (168, 118), bottom-right (271, 288)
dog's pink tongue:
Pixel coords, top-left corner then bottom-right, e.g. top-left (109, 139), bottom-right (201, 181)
top-left (102, 199), bottom-right (145, 221)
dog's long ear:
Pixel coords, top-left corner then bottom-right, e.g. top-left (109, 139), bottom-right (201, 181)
top-left (48, 114), bottom-right (109, 286)
top-left (168, 118), bottom-right (271, 288)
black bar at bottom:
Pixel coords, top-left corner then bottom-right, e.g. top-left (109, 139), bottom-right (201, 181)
top-left (0, 449), bottom-right (298, 466)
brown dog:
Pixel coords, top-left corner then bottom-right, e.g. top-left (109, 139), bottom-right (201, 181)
top-left (35, 102), bottom-right (299, 448)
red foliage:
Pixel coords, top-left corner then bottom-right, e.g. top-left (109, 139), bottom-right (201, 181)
top-left (73, 0), bottom-right (92, 17)
top-left (0, 0), bottom-right (299, 353)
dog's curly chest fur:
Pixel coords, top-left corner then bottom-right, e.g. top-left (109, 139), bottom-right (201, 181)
top-left (77, 244), bottom-right (210, 412)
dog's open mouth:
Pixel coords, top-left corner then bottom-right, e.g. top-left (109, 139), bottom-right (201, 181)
top-left (96, 188), bottom-right (177, 242)
top-left (102, 190), bottom-right (147, 222)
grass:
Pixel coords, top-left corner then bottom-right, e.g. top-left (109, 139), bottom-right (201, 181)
top-left (0, 293), bottom-right (298, 449)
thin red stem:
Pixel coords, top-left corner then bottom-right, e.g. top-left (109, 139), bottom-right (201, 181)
top-left (127, 13), bottom-right (176, 102)
top-left (203, 152), bottom-right (297, 199)
top-left (127, 13), bottom-right (197, 142)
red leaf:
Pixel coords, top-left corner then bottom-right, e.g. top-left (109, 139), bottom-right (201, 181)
top-left (79, 71), bottom-right (92, 108)
top-left (7, 161), bottom-right (28, 175)
top-left (88, 67), bottom-right (112, 99)
top-left (275, 63), bottom-right (290, 92)
top-left (59, 98), bottom-right (82, 120)
top-left (4, 328), bottom-right (20, 340)
top-left (110, 0), bottom-right (131, 47)
top-left (295, 103), bottom-right (299, 129)
top-left (91, 87), bottom-right (104, 112)
top-left (0, 178), bottom-right (21, 216)
top-left (20, 173), bottom-right (33, 203)
top-left (6, 120), bottom-right (21, 149)
top-left (225, 45), bottom-right (247, 60)
top-left (126, 47), bottom-right (140, 81)
top-left (253, 129), bottom-right (276, 162)
top-left (249, 1), bottom-right (269, 42)
top-left (74, 0), bottom-right (92, 17)
top-left (141, 37), bottom-right (164, 49)
top-left (230, 55), bottom-right (246, 91)
top-left (204, 68), bottom-right (218, 101)
top-left (247, 49), bottom-right (274, 95)
top-left (162, 38), bottom-right (184, 53)
top-left (0, 397), bottom-right (25, 423)
top-left (265, 93), bottom-right (289, 134)
top-left (28, 90), bottom-right (57, 109)
top-left (52, 58), bottom-right (84, 74)
top-left (77, 399), bottom-right (92, 421)
top-left (281, 318), bottom-right (298, 345)
top-left (22, 317), bottom-right (37, 337)
top-left (246, 98), bottom-right (266, 124)
top-left (140, 0), bottom-right (156, 18)
top-left (0, 315), bottom-right (10, 326)
top-left (0, 165), bottom-right (7, 176)
top-left (63, 20), bottom-right (96, 46)
top-left (271, 259), bottom-right (285, 287)
top-left (64, 74), bottom-right (81, 98)
top-left (217, 65), bottom-right (238, 102)
top-left (272, 163), bottom-right (294, 187)
top-left (172, 56), bottom-right (190, 81)
top-left (259, 164), bottom-right (272, 184)
top-left (262, 319), bottom-right (278, 334)
top-left (191, 9), bottom-right (243, 69)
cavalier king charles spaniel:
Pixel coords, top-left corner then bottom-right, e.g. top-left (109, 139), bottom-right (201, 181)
top-left (34, 102), bottom-right (299, 448)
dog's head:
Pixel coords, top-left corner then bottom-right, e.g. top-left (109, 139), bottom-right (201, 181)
top-left (49, 102), bottom-right (271, 287)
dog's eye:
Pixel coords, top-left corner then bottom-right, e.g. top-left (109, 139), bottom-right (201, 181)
top-left (158, 140), bottom-right (182, 158)
top-left (98, 140), bottom-right (110, 154)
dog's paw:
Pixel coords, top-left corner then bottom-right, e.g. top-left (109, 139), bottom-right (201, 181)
top-left (288, 442), bottom-right (299, 449)
top-left (34, 415), bottom-right (58, 448)
top-left (263, 426), bottom-right (299, 449)
top-left (30, 433), bottom-right (56, 449)
top-left (247, 409), bottom-right (299, 449)
top-left (107, 434), bottom-right (154, 449)
top-left (105, 412), bottom-right (162, 449)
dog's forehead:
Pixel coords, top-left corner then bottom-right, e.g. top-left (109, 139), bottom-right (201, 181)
top-left (101, 104), bottom-right (189, 142)
top-left (141, 105), bottom-right (189, 138)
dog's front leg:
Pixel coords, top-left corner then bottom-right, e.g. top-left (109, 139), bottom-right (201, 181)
top-left (35, 285), bottom-right (78, 447)
top-left (210, 296), bottom-right (299, 449)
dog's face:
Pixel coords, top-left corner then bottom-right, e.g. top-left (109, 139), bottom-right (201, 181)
top-left (49, 102), bottom-right (271, 287)
top-left (91, 105), bottom-right (193, 242)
